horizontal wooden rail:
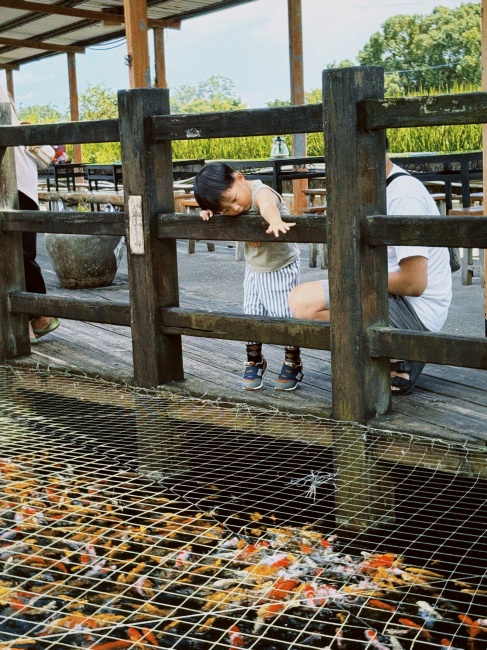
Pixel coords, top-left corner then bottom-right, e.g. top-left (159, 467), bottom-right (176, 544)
top-left (0, 210), bottom-right (125, 235)
top-left (157, 213), bottom-right (328, 243)
top-left (366, 215), bottom-right (487, 248)
top-left (358, 92), bottom-right (487, 129)
top-left (369, 327), bottom-right (487, 370)
top-left (9, 292), bottom-right (131, 326)
top-left (150, 104), bottom-right (323, 142)
top-left (161, 307), bottom-right (330, 350)
top-left (0, 120), bottom-right (119, 146)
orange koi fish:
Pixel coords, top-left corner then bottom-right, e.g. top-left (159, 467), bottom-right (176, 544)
top-left (268, 577), bottom-right (299, 600)
top-left (368, 598), bottom-right (397, 613)
top-left (398, 618), bottom-right (432, 640)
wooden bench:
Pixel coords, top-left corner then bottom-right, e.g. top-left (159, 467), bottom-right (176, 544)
top-left (448, 205), bottom-right (485, 287)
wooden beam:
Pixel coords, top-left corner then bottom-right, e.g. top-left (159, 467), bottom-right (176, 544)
top-left (9, 292), bottom-right (131, 326)
top-left (157, 212), bottom-right (327, 242)
top-left (0, 0), bottom-right (180, 29)
top-left (123, 0), bottom-right (150, 88)
top-left (161, 307), bottom-right (329, 350)
top-left (67, 52), bottom-right (82, 164)
top-left (0, 36), bottom-right (84, 53)
top-left (153, 27), bottom-right (167, 89)
top-left (118, 88), bottom-right (183, 387)
top-left (0, 64), bottom-right (19, 70)
top-left (150, 104), bottom-right (323, 141)
top-left (366, 215), bottom-right (487, 247)
top-left (5, 68), bottom-right (14, 102)
top-left (359, 91), bottom-right (487, 129)
top-left (1, 209), bottom-right (125, 235)
top-left (369, 327), bottom-right (487, 370)
top-left (324, 67), bottom-right (390, 423)
top-left (288, 0), bottom-right (308, 214)
top-left (0, 119), bottom-right (119, 146)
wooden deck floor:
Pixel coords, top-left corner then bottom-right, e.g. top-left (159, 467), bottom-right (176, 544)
top-left (8, 237), bottom-right (487, 446)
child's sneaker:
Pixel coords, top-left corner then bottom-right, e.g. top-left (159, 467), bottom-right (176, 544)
top-left (275, 360), bottom-right (304, 391)
top-left (242, 357), bottom-right (267, 390)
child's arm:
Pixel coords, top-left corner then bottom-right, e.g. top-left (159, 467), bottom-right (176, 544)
top-left (254, 188), bottom-right (296, 237)
top-left (200, 209), bottom-right (214, 221)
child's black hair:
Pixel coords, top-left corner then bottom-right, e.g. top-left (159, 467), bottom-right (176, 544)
top-left (193, 161), bottom-right (236, 213)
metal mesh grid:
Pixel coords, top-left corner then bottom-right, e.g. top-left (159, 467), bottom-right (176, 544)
top-left (0, 365), bottom-right (486, 649)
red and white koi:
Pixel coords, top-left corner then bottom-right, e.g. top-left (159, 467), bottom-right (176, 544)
top-left (175, 546), bottom-right (192, 568)
top-left (228, 624), bottom-right (245, 648)
top-left (365, 629), bottom-right (391, 650)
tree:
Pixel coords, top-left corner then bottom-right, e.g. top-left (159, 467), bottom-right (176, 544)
top-left (79, 84), bottom-right (118, 120)
top-left (18, 103), bottom-right (66, 123)
top-left (170, 75), bottom-right (246, 113)
top-left (358, 3), bottom-right (481, 93)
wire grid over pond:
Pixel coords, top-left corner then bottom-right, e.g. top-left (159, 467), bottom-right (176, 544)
top-left (0, 366), bottom-right (486, 650)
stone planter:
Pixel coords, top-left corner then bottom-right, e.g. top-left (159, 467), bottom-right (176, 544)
top-left (45, 200), bottom-right (125, 289)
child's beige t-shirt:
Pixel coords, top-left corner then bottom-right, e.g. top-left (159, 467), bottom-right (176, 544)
top-left (244, 180), bottom-right (300, 273)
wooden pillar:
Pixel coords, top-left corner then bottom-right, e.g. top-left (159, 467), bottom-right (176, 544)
top-left (325, 67), bottom-right (390, 422)
top-left (5, 69), bottom-right (14, 102)
top-left (288, 0), bottom-right (307, 214)
top-left (153, 28), bottom-right (167, 88)
top-left (67, 53), bottom-right (82, 163)
top-left (324, 67), bottom-right (393, 528)
top-left (118, 88), bottom-right (183, 387)
top-left (123, 0), bottom-right (151, 88)
top-left (482, 0), bottom-right (487, 335)
top-left (0, 103), bottom-right (29, 362)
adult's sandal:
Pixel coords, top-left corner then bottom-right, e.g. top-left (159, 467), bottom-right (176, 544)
top-left (390, 360), bottom-right (425, 396)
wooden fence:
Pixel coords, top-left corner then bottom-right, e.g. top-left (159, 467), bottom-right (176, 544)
top-left (1, 66), bottom-right (487, 528)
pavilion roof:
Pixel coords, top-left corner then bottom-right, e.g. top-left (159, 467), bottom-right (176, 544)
top-left (0, 0), bottom-right (252, 69)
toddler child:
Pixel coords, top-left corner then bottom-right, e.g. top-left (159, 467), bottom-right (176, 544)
top-left (193, 161), bottom-right (303, 391)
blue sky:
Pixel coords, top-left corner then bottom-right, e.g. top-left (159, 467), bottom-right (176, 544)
top-left (1, 0), bottom-right (473, 112)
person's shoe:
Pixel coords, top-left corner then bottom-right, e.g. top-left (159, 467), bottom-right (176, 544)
top-left (242, 357), bottom-right (267, 390)
top-left (32, 317), bottom-right (60, 340)
top-left (275, 360), bottom-right (304, 391)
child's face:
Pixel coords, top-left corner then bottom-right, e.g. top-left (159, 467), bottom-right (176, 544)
top-left (219, 172), bottom-right (252, 216)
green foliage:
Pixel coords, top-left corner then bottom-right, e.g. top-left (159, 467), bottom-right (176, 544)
top-left (358, 2), bottom-right (481, 93)
top-left (18, 104), bottom-right (66, 124)
top-left (170, 75), bottom-right (246, 114)
top-left (78, 84), bottom-right (121, 163)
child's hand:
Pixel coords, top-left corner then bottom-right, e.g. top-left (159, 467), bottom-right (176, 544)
top-left (265, 220), bottom-right (296, 237)
top-left (200, 209), bottom-right (213, 221)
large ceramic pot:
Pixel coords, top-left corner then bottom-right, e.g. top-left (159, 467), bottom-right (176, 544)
top-left (45, 200), bottom-right (125, 289)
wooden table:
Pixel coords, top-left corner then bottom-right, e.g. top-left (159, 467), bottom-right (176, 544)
top-left (448, 205), bottom-right (485, 287)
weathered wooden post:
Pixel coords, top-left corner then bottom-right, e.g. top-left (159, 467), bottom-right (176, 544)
top-left (0, 104), bottom-right (29, 362)
top-left (324, 66), bottom-right (394, 529)
top-left (118, 89), bottom-right (183, 387)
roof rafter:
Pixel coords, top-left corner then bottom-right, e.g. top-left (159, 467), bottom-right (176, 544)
top-left (0, 35), bottom-right (85, 53)
top-left (0, 0), bottom-right (180, 30)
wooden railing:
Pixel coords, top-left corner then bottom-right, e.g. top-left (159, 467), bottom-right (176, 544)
top-left (1, 67), bottom-right (487, 527)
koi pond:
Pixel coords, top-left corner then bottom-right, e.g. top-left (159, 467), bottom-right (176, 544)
top-left (0, 366), bottom-right (486, 649)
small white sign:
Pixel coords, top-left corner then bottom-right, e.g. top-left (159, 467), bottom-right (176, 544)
top-left (128, 195), bottom-right (144, 255)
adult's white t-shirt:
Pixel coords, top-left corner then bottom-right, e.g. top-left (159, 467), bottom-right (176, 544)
top-left (0, 83), bottom-right (39, 206)
top-left (386, 164), bottom-right (452, 332)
